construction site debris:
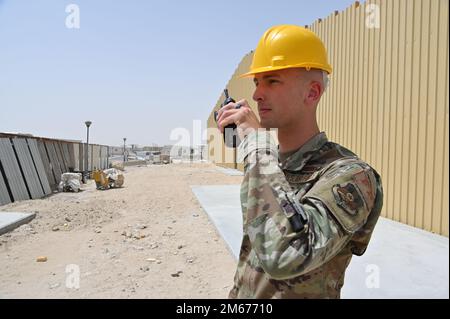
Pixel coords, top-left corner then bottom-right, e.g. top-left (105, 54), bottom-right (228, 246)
top-left (93, 168), bottom-right (124, 190)
top-left (58, 173), bottom-right (82, 192)
top-left (171, 270), bottom-right (183, 277)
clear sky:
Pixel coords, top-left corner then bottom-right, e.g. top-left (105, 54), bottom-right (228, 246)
top-left (0, 0), bottom-right (356, 147)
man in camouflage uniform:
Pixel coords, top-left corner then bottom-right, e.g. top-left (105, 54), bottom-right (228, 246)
top-left (216, 25), bottom-right (383, 298)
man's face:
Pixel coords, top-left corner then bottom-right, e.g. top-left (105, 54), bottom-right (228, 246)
top-left (252, 68), bottom-right (313, 130)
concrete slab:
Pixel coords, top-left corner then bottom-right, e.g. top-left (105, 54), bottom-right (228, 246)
top-left (0, 172), bottom-right (11, 206)
top-left (0, 212), bottom-right (36, 236)
top-left (191, 185), bottom-right (243, 258)
top-left (215, 167), bottom-right (244, 176)
top-left (12, 138), bottom-right (45, 199)
top-left (191, 184), bottom-right (449, 299)
top-left (45, 141), bottom-right (62, 184)
top-left (27, 139), bottom-right (52, 196)
top-left (0, 138), bottom-right (30, 201)
top-left (342, 218), bottom-right (449, 299)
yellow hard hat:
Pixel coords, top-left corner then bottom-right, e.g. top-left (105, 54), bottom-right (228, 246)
top-left (240, 24), bottom-right (332, 77)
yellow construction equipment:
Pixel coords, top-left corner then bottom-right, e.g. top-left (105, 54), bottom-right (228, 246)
top-left (92, 168), bottom-right (124, 190)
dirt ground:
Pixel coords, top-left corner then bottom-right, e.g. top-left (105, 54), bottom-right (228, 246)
top-left (0, 162), bottom-right (242, 298)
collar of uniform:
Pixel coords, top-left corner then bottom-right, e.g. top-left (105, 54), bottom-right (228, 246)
top-left (278, 132), bottom-right (328, 171)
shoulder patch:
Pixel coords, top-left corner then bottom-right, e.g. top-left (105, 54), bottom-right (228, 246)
top-left (304, 159), bottom-right (376, 233)
top-left (332, 182), bottom-right (365, 215)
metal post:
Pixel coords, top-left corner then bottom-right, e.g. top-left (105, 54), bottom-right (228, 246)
top-left (123, 138), bottom-right (127, 163)
top-left (107, 146), bottom-right (110, 168)
top-left (85, 121), bottom-right (92, 180)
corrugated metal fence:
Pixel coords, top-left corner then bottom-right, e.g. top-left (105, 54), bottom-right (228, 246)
top-left (0, 133), bottom-right (109, 206)
top-left (207, 0), bottom-right (449, 236)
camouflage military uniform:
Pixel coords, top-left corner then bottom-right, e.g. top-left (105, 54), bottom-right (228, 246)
top-left (228, 130), bottom-right (383, 299)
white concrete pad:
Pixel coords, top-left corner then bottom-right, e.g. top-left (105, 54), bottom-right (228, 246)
top-left (0, 212), bottom-right (36, 236)
top-left (191, 184), bottom-right (449, 299)
top-left (191, 185), bottom-right (243, 258)
top-left (215, 167), bottom-right (244, 176)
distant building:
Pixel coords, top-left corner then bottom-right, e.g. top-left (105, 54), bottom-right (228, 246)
top-left (109, 146), bottom-right (131, 156)
top-left (143, 146), bottom-right (163, 152)
top-left (166, 145), bottom-right (207, 161)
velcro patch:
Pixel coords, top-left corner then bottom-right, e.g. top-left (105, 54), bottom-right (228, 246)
top-left (332, 182), bottom-right (365, 215)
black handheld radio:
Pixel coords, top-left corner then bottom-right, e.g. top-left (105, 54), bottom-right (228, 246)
top-left (214, 89), bottom-right (241, 148)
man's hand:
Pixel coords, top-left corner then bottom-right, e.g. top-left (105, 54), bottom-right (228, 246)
top-left (216, 99), bottom-right (261, 140)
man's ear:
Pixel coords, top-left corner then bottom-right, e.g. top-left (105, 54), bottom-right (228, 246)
top-left (307, 81), bottom-right (322, 102)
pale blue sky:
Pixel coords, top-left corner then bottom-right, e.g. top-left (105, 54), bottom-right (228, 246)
top-left (0, 0), bottom-right (356, 146)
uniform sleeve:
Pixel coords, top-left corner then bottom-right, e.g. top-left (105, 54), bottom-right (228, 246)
top-left (238, 130), bottom-right (378, 280)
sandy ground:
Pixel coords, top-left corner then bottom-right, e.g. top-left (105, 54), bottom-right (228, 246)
top-left (0, 162), bottom-right (241, 298)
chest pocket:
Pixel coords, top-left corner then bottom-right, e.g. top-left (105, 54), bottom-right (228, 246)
top-left (284, 168), bottom-right (322, 199)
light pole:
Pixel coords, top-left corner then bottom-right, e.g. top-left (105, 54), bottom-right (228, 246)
top-left (84, 121), bottom-right (92, 181)
top-left (123, 138), bottom-right (127, 163)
